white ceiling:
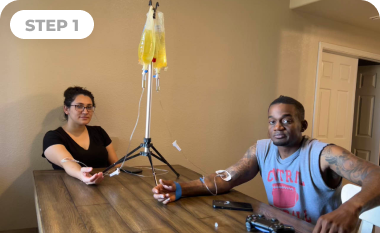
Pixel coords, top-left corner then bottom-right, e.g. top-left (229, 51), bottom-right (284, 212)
top-left (290, 0), bottom-right (380, 33)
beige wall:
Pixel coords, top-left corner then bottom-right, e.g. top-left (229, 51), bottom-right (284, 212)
top-left (1, 0), bottom-right (380, 231)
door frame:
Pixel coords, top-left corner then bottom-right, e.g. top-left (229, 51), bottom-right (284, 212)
top-left (312, 42), bottom-right (380, 162)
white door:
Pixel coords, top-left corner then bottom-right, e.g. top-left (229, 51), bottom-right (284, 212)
top-left (351, 65), bottom-right (380, 165)
top-left (312, 52), bottom-right (358, 151)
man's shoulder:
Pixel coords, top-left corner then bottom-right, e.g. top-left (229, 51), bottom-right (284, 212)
top-left (255, 139), bottom-right (273, 156)
top-left (302, 136), bottom-right (331, 148)
top-left (301, 136), bottom-right (333, 158)
top-left (257, 138), bottom-right (272, 145)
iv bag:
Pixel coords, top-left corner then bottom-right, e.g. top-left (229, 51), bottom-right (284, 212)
top-left (153, 11), bottom-right (167, 74)
top-left (138, 6), bottom-right (155, 70)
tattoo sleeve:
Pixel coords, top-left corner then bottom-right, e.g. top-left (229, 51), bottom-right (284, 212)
top-left (322, 145), bottom-right (375, 186)
top-left (226, 143), bottom-right (259, 186)
top-left (181, 143), bottom-right (259, 196)
top-left (322, 145), bottom-right (380, 214)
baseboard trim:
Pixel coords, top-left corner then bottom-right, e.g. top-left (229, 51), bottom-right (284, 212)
top-left (0, 228), bottom-right (38, 233)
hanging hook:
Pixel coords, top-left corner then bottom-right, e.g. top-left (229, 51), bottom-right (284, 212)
top-left (153, 2), bottom-right (159, 19)
top-left (149, 1), bottom-right (159, 19)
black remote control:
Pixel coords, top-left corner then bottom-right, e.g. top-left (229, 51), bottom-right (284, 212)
top-left (246, 214), bottom-right (295, 233)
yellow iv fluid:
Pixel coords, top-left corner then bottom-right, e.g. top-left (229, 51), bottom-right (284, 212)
top-left (153, 11), bottom-right (167, 73)
top-left (138, 29), bottom-right (155, 67)
top-left (154, 32), bottom-right (167, 70)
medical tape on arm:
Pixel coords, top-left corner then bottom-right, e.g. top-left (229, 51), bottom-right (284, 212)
top-left (61, 157), bottom-right (88, 167)
top-left (199, 170), bottom-right (232, 196)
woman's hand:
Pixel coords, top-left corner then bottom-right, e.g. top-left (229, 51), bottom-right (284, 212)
top-left (152, 179), bottom-right (177, 204)
top-left (80, 167), bottom-right (104, 185)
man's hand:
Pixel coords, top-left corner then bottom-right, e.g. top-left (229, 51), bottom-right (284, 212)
top-left (152, 179), bottom-right (177, 204)
top-left (81, 167), bottom-right (104, 185)
top-left (313, 202), bottom-right (359, 233)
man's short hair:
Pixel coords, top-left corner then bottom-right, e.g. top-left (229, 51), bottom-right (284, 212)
top-left (269, 96), bottom-right (305, 121)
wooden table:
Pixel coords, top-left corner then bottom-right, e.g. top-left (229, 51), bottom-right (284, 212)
top-left (33, 165), bottom-right (315, 233)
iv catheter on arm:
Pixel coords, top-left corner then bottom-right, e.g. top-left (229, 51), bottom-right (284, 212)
top-left (153, 144), bottom-right (259, 203)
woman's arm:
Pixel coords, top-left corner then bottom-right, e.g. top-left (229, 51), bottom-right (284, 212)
top-left (106, 143), bottom-right (119, 165)
top-left (44, 144), bottom-right (104, 184)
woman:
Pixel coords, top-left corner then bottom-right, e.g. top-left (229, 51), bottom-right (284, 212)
top-left (42, 86), bottom-right (118, 184)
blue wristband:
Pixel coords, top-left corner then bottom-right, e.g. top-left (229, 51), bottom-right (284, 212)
top-left (174, 181), bottom-right (182, 200)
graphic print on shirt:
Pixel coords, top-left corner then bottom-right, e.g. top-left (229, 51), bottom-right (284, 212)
top-left (267, 168), bottom-right (312, 222)
top-left (272, 183), bottom-right (299, 208)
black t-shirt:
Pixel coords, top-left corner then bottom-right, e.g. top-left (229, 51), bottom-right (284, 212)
top-left (42, 126), bottom-right (112, 170)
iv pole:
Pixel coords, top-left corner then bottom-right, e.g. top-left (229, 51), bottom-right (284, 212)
top-left (103, 1), bottom-right (180, 185)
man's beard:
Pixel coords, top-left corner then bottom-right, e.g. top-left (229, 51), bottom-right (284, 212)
top-left (273, 140), bottom-right (290, 147)
top-left (272, 134), bottom-right (290, 146)
top-left (273, 136), bottom-right (303, 147)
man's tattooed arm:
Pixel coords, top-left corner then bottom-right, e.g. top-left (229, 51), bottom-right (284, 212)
top-left (180, 143), bottom-right (259, 197)
top-left (226, 143), bottom-right (259, 187)
top-left (321, 145), bottom-right (380, 213)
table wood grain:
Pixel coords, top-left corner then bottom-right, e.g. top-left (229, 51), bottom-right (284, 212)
top-left (33, 165), bottom-right (315, 233)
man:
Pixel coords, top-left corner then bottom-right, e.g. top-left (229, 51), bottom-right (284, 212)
top-left (152, 96), bottom-right (380, 233)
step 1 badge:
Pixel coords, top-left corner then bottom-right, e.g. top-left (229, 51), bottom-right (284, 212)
top-left (10, 10), bottom-right (94, 39)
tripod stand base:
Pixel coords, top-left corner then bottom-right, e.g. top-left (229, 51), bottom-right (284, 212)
top-left (102, 138), bottom-right (180, 185)
top-left (120, 166), bottom-right (143, 174)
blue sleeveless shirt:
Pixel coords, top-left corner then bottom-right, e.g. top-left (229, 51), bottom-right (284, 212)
top-left (256, 137), bottom-right (342, 224)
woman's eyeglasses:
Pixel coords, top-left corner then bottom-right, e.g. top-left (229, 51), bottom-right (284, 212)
top-left (70, 105), bottom-right (95, 112)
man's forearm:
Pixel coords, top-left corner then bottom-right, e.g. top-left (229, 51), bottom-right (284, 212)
top-left (180, 173), bottom-right (233, 197)
top-left (179, 143), bottom-right (258, 197)
top-left (322, 145), bottom-right (380, 214)
top-left (348, 169), bottom-right (380, 214)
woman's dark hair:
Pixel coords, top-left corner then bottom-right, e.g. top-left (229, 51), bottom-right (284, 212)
top-left (63, 86), bottom-right (95, 120)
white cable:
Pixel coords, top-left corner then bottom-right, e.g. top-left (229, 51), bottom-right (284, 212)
top-left (61, 157), bottom-right (88, 167)
top-left (201, 175), bottom-right (218, 196)
top-left (157, 93), bottom-right (210, 176)
top-left (122, 166), bottom-right (169, 178)
top-left (134, 166), bottom-right (168, 171)
top-left (119, 87), bottom-right (145, 169)
top-left (110, 168), bottom-right (120, 177)
top-left (200, 171), bottom-right (231, 195)
top-left (107, 87), bottom-right (172, 178)
top-left (61, 158), bottom-right (119, 178)
top-left (157, 93), bottom-right (224, 194)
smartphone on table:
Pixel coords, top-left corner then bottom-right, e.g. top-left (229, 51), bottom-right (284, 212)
top-left (212, 200), bottom-right (253, 211)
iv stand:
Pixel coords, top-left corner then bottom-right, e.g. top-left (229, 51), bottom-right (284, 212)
top-left (103, 61), bottom-right (180, 184)
top-left (103, 1), bottom-right (179, 185)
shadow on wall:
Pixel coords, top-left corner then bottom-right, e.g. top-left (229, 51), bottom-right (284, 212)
top-left (271, 9), bottom-right (320, 130)
top-left (0, 94), bottom-right (63, 231)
